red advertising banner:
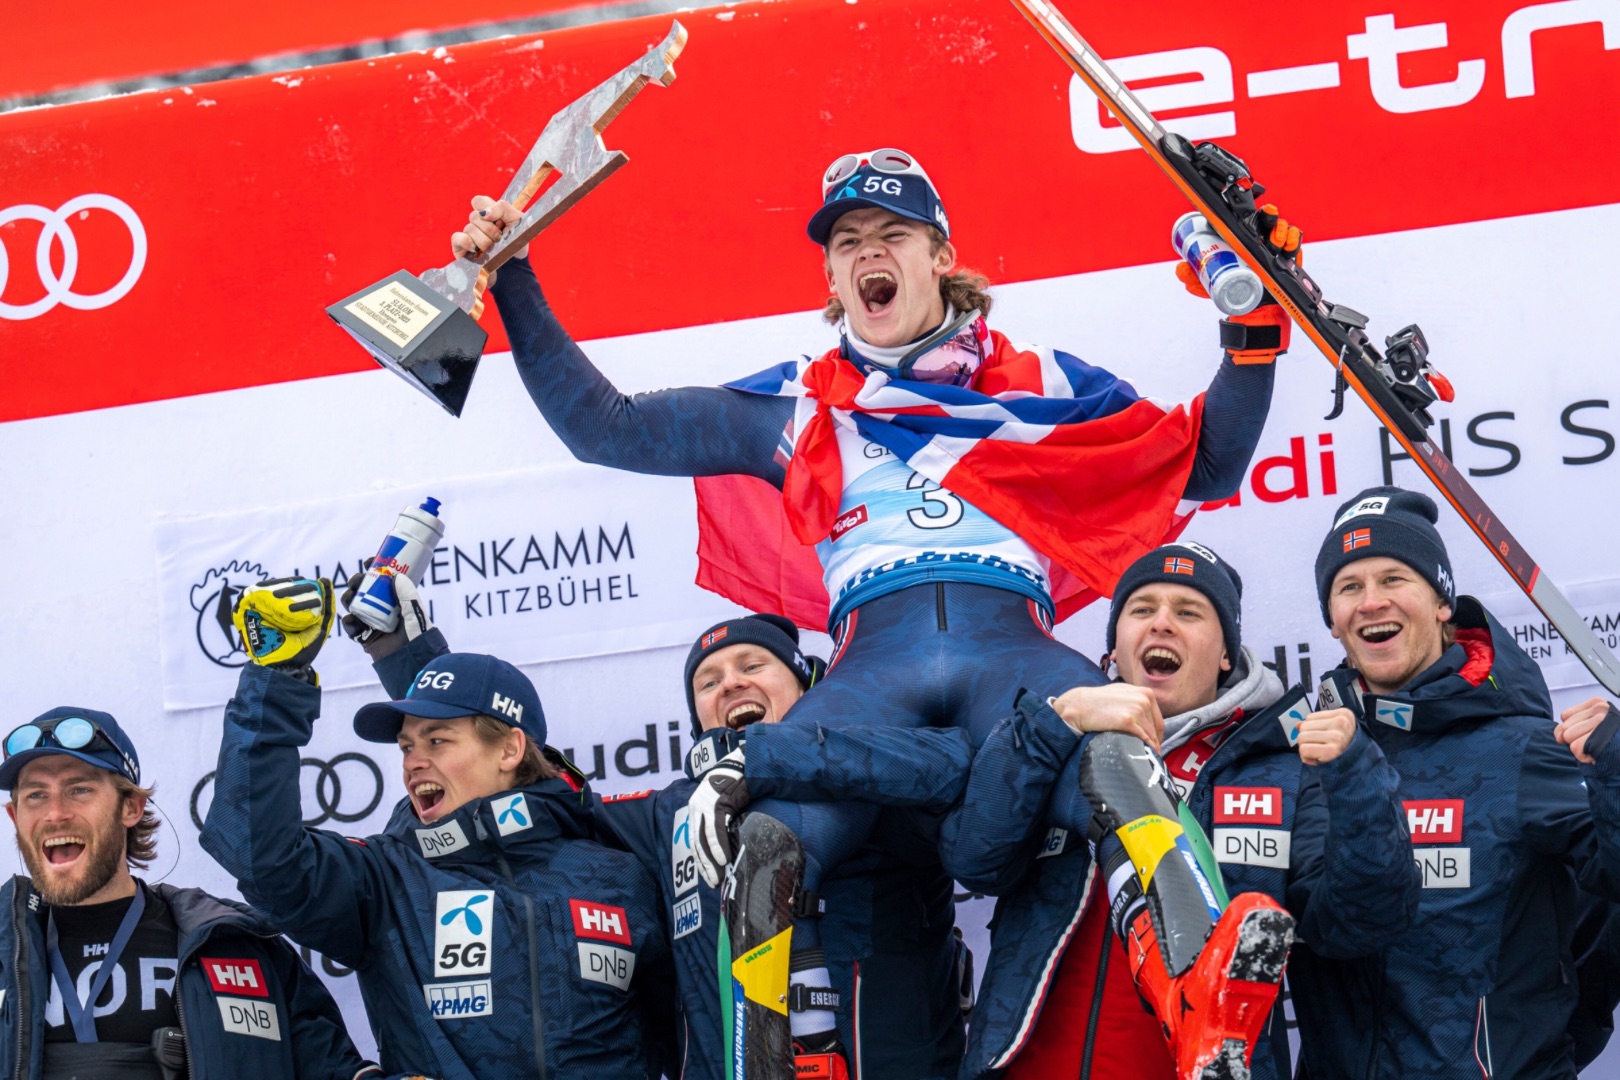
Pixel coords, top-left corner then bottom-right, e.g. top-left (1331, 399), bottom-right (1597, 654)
top-left (2, 0), bottom-right (607, 99)
top-left (2, 0), bottom-right (1618, 423)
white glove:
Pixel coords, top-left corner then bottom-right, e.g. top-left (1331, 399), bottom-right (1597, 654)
top-left (688, 747), bottom-right (750, 889)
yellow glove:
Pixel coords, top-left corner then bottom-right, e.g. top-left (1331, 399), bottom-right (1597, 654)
top-left (233, 577), bottom-right (335, 675)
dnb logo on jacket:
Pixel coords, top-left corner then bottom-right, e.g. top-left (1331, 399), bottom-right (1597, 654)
top-left (1406, 798), bottom-right (1470, 888)
top-left (1213, 786), bottom-right (1289, 869)
top-left (571, 899), bottom-right (636, 991)
top-left (202, 958), bottom-right (282, 1041)
top-left (671, 807), bottom-right (703, 940)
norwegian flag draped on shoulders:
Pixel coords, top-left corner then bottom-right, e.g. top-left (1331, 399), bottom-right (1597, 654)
top-left (695, 320), bottom-right (1203, 630)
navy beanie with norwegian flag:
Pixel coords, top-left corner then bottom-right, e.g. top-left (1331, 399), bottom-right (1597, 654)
top-left (1107, 541), bottom-right (1244, 666)
top-left (1314, 485), bottom-right (1455, 626)
top-left (682, 614), bottom-right (822, 735)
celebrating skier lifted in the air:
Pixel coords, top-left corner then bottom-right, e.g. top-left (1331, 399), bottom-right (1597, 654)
top-left (455, 146), bottom-right (1304, 1079)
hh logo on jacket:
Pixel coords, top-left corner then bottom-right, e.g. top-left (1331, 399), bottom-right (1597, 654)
top-left (203, 958), bottom-right (281, 1041)
top-left (1405, 799), bottom-right (1470, 888)
top-left (571, 899), bottom-right (635, 991)
top-left (1213, 786), bottom-right (1289, 869)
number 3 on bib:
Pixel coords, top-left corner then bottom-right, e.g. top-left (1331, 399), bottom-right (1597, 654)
top-left (906, 473), bottom-right (964, 529)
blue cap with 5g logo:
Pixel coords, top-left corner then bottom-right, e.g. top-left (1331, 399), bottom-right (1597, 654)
top-left (352, 652), bottom-right (546, 748)
top-left (807, 147), bottom-right (951, 245)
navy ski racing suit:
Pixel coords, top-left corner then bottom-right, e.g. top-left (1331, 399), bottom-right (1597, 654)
top-left (488, 254), bottom-right (1271, 941)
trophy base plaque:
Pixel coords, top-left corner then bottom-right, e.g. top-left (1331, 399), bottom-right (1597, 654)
top-left (327, 270), bottom-right (488, 417)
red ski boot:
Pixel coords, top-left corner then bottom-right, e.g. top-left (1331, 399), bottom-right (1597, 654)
top-left (1123, 891), bottom-right (1294, 1080)
top-left (792, 1031), bottom-right (851, 1079)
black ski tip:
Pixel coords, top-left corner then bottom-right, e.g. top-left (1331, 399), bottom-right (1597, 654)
top-left (1199, 1039), bottom-right (1251, 1080)
top-left (1228, 907), bottom-right (1295, 984)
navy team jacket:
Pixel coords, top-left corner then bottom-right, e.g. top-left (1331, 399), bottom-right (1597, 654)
top-left (201, 664), bottom-right (671, 1080)
top-left (1293, 598), bottom-right (1620, 1080)
top-left (376, 629), bottom-right (975, 1080)
top-left (940, 652), bottom-right (1418, 1080)
top-left (0, 878), bottom-right (379, 1079)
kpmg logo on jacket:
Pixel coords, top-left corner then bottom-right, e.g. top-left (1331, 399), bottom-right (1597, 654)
top-left (673, 893), bottom-right (702, 940)
top-left (434, 891), bottom-right (494, 976)
top-left (424, 979), bottom-right (493, 1019)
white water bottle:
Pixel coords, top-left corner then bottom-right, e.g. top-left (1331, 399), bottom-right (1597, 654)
top-left (1171, 212), bottom-right (1263, 316)
top-left (350, 497), bottom-right (446, 633)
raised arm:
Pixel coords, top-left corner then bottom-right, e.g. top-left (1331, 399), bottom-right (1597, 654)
top-left (461, 198), bottom-right (791, 482)
top-left (199, 665), bottom-right (387, 969)
top-left (1181, 355), bottom-right (1275, 502)
top-left (1521, 719), bottom-right (1620, 901)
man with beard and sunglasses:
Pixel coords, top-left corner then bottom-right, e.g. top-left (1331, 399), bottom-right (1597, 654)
top-left (455, 146), bottom-right (1299, 1074)
top-left (0, 707), bottom-right (379, 1080)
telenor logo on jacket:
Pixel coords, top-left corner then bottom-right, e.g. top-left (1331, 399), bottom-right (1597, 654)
top-left (1405, 799), bottom-right (1470, 888)
top-left (204, 959), bottom-right (281, 1041)
top-left (434, 891), bottom-right (494, 976)
top-left (494, 793), bottom-right (531, 837)
top-left (671, 809), bottom-right (704, 939)
top-left (571, 899), bottom-right (635, 991)
top-left (1213, 786), bottom-right (1289, 869)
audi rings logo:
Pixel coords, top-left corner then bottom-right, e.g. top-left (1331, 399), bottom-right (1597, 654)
top-left (190, 753), bottom-right (386, 831)
top-left (0, 194), bottom-right (147, 320)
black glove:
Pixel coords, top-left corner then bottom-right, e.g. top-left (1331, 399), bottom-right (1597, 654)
top-left (340, 562), bottom-right (432, 660)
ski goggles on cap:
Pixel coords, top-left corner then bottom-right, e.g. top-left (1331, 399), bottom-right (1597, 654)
top-left (807, 147), bottom-right (950, 244)
top-left (820, 148), bottom-right (935, 196)
top-left (0, 709), bottom-right (141, 788)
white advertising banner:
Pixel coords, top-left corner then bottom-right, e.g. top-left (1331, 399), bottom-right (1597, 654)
top-left (154, 466), bottom-right (740, 710)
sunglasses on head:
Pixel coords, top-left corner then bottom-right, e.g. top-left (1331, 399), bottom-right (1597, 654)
top-left (4, 716), bottom-right (135, 782)
top-left (821, 148), bottom-right (934, 196)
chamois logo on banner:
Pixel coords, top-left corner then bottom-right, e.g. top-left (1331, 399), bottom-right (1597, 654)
top-left (189, 561), bottom-right (269, 668)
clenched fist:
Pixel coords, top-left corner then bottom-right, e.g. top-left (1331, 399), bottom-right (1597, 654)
top-left (1047, 683), bottom-right (1164, 752)
top-left (450, 196), bottom-right (527, 278)
top-left (1296, 708), bottom-right (1356, 766)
